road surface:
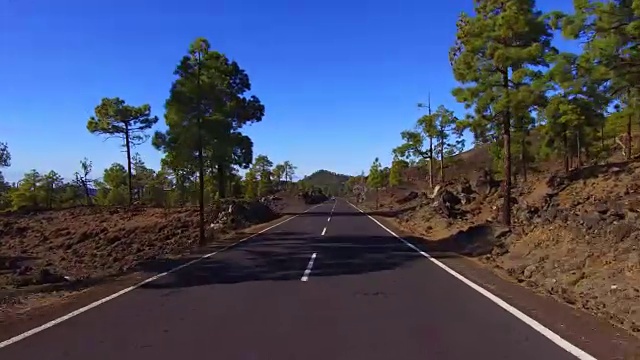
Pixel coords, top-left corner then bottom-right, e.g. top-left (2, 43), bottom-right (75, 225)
top-left (0, 199), bottom-right (597, 359)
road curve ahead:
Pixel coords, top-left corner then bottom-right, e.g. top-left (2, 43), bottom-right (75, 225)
top-left (1, 199), bottom-right (597, 360)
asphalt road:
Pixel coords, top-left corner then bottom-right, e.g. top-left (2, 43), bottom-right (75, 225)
top-left (0, 199), bottom-right (596, 360)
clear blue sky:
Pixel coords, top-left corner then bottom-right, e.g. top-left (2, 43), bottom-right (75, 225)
top-left (1, 0), bottom-right (574, 183)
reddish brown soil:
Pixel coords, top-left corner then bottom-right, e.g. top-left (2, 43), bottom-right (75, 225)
top-left (356, 142), bottom-right (640, 336)
top-left (0, 194), bottom-right (306, 321)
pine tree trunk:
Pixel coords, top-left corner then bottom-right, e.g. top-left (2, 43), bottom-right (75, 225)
top-left (501, 71), bottom-right (512, 227)
top-left (226, 174), bottom-right (233, 198)
top-left (196, 52), bottom-right (205, 246)
top-left (563, 126), bottom-right (570, 173)
top-left (520, 131), bottom-right (527, 182)
top-left (428, 137), bottom-right (434, 188)
top-left (217, 162), bottom-right (226, 198)
top-left (197, 135), bottom-right (205, 245)
top-left (283, 168), bottom-right (289, 191)
top-left (439, 136), bottom-right (445, 183)
top-left (124, 122), bottom-right (133, 206)
top-left (627, 113), bottom-right (632, 160)
top-left (585, 145), bottom-right (591, 164)
top-left (209, 162), bottom-right (217, 203)
top-left (576, 130), bottom-right (582, 168)
top-left (83, 180), bottom-right (92, 205)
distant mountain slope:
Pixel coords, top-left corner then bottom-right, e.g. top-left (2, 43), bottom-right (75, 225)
top-left (300, 169), bottom-right (351, 195)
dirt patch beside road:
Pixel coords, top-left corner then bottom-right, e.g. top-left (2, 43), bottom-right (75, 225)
top-left (0, 195), bottom-right (312, 334)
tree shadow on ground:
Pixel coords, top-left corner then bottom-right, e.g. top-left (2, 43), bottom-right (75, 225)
top-left (0, 272), bottom-right (122, 304)
top-left (412, 223), bottom-right (498, 258)
top-left (0, 253), bottom-right (121, 299)
top-left (0, 275), bottom-right (122, 300)
top-left (279, 204), bottom-right (419, 218)
top-left (0, 256), bottom-right (38, 271)
top-left (566, 160), bottom-right (636, 182)
top-left (136, 222), bottom-right (498, 290)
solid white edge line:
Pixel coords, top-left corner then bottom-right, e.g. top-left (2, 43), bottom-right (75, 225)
top-left (345, 200), bottom-right (597, 360)
top-left (300, 252), bottom-right (317, 281)
top-left (0, 202), bottom-right (327, 350)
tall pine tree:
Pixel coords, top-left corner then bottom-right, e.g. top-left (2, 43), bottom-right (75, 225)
top-left (450, 0), bottom-right (554, 226)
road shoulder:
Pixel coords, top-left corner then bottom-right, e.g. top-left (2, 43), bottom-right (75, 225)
top-left (364, 209), bottom-right (640, 360)
top-left (0, 204), bottom-right (320, 344)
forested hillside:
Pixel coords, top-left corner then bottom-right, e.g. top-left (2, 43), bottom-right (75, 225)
top-left (298, 170), bottom-right (351, 196)
top-left (348, 0), bottom-right (640, 335)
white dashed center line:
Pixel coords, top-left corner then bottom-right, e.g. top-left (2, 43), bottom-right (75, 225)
top-left (301, 253), bottom-right (317, 282)
top-left (327, 200), bottom-right (337, 222)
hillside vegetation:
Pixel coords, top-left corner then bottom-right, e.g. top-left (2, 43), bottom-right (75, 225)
top-left (350, 1), bottom-right (640, 336)
top-left (298, 170), bottom-right (351, 196)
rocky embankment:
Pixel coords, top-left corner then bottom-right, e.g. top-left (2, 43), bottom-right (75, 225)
top-left (365, 162), bottom-right (640, 335)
